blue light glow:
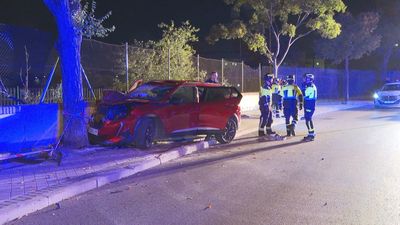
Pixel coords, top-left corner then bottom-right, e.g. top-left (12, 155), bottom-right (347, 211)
top-left (373, 93), bottom-right (379, 99)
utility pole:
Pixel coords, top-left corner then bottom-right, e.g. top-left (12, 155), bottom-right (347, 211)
top-left (221, 58), bottom-right (224, 83)
top-left (241, 61), bottom-right (244, 92)
top-left (197, 54), bottom-right (200, 81)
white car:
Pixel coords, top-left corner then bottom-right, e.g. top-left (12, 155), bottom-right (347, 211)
top-left (374, 82), bottom-right (400, 108)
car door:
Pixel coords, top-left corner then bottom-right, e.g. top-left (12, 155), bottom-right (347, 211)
top-left (198, 87), bottom-right (241, 130)
top-left (164, 86), bottom-right (199, 135)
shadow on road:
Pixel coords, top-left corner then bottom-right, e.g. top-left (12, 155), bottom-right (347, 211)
top-left (132, 139), bottom-right (305, 181)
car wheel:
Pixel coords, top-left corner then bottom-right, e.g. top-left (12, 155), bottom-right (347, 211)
top-left (135, 118), bottom-right (155, 149)
top-left (216, 117), bottom-right (237, 144)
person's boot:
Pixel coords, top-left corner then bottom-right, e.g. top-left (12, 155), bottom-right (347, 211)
top-left (303, 134), bottom-right (315, 142)
top-left (266, 129), bottom-right (276, 135)
top-left (290, 124), bottom-right (296, 136)
top-left (258, 130), bottom-right (265, 137)
top-left (286, 129), bottom-right (291, 137)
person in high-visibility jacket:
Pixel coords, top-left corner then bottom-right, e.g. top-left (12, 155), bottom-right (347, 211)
top-left (302, 73), bottom-right (318, 141)
top-left (258, 74), bottom-right (276, 136)
top-left (281, 74), bottom-right (303, 136)
top-left (271, 78), bottom-right (283, 118)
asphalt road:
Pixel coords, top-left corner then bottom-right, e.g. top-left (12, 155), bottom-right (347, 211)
top-left (9, 105), bottom-right (400, 225)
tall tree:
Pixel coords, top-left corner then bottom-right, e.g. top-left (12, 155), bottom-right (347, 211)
top-left (154, 21), bottom-right (200, 80)
top-left (375, 0), bottom-right (400, 83)
top-left (207, 0), bottom-right (346, 77)
top-left (315, 12), bottom-right (381, 102)
top-left (114, 21), bottom-right (203, 91)
top-left (43, 0), bottom-right (114, 148)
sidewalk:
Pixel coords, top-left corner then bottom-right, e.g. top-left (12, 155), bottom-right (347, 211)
top-left (0, 140), bottom-right (212, 224)
top-left (0, 101), bottom-right (370, 224)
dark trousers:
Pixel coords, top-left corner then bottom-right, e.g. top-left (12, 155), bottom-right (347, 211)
top-left (304, 100), bottom-right (316, 135)
top-left (259, 108), bottom-right (273, 134)
top-left (283, 99), bottom-right (298, 126)
top-left (271, 94), bottom-right (281, 116)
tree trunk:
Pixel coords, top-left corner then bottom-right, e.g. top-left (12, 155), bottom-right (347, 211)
top-left (273, 64), bottom-right (279, 78)
top-left (58, 28), bottom-right (88, 148)
top-left (344, 57), bottom-right (350, 104)
top-left (273, 58), bottom-right (279, 78)
top-left (44, 0), bottom-right (88, 148)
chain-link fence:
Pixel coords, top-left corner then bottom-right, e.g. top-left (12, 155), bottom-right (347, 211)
top-left (0, 23), bottom-right (394, 108)
top-left (194, 56), bottom-right (262, 92)
top-left (0, 24), bottom-right (59, 105)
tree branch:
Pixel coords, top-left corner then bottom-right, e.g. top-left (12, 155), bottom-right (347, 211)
top-left (275, 32), bottom-right (281, 58)
top-left (277, 37), bottom-right (293, 67)
top-left (293, 30), bottom-right (314, 43)
top-left (297, 12), bottom-right (310, 27)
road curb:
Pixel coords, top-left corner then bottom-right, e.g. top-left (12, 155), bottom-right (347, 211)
top-left (0, 141), bottom-right (213, 225)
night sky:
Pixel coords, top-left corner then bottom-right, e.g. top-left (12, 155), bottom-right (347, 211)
top-left (0, 0), bottom-right (234, 43)
top-left (0, 0), bottom-right (377, 42)
top-left (0, 0), bottom-right (381, 66)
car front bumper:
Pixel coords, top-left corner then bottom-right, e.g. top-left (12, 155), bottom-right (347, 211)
top-left (374, 99), bottom-right (400, 108)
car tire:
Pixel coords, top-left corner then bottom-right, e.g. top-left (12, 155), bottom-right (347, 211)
top-left (216, 117), bottom-right (237, 144)
top-left (135, 118), bottom-right (155, 149)
top-left (88, 134), bottom-right (100, 145)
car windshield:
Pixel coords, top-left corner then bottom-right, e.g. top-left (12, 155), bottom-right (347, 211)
top-left (382, 84), bottom-right (400, 91)
top-left (129, 83), bottom-right (176, 101)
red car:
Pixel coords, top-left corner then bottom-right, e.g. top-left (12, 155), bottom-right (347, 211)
top-left (88, 80), bottom-right (242, 149)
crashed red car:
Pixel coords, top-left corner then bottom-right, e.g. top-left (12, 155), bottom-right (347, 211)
top-left (88, 80), bottom-right (242, 149)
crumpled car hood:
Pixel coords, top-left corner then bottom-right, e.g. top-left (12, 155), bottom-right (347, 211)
top-left (102, 90), bottom-right (149, 105)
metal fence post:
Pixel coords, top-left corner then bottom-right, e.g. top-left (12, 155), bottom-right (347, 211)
top-left (168, 47), bottom-right (171, 80)
top-left (40, 57), bottom-right (59, 103)
top-left (81, 65), bottom-right (96, 101)
top-left (221, 58), bottom-right (224, 83)
top-left (258, 63), bottom-right (262, 89)
top-left (125, 42), bottom-right (129, 92)
top-left (241, 61), bottom-right (244, 93)
top-left (16, 86), bottom-right (20, 105)
top-left (197, 54), bottom-right (200, 81)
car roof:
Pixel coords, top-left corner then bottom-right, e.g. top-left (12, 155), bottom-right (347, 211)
top-left (384, 82), bottom-right (400, 85)
top-left (147, 80), bottom-right (223, 87)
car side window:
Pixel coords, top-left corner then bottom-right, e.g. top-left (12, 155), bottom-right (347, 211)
top-left (198, 87), bottom-right (206, 102)
top-left (230, 88), bottom-right (240, 98)
top-left (170, 86), bottom-right (195, 104)
top-left (203, 87), bottom-right (232, 102)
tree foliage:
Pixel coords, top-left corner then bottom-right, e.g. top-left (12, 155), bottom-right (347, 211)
top-left (80, 1), bottom-right (115, 38)
top-left (315, 12), bottom-right (381, 64)
top-left (374, 0), bottom-right (400, 81)
top-left (315, 12), bottom-right (381, 102)
top-left (114, 21), bottom-right (205, 90)
top-left (207, 0), bottom-right (346, 76)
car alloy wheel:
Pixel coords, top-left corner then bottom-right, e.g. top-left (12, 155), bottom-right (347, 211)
top-left (216, 118), bottom-right (237, 144)
top-left (144, 125), bottom-right (154, 148)
top-left (136, 118), bottom-right (155, 149)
